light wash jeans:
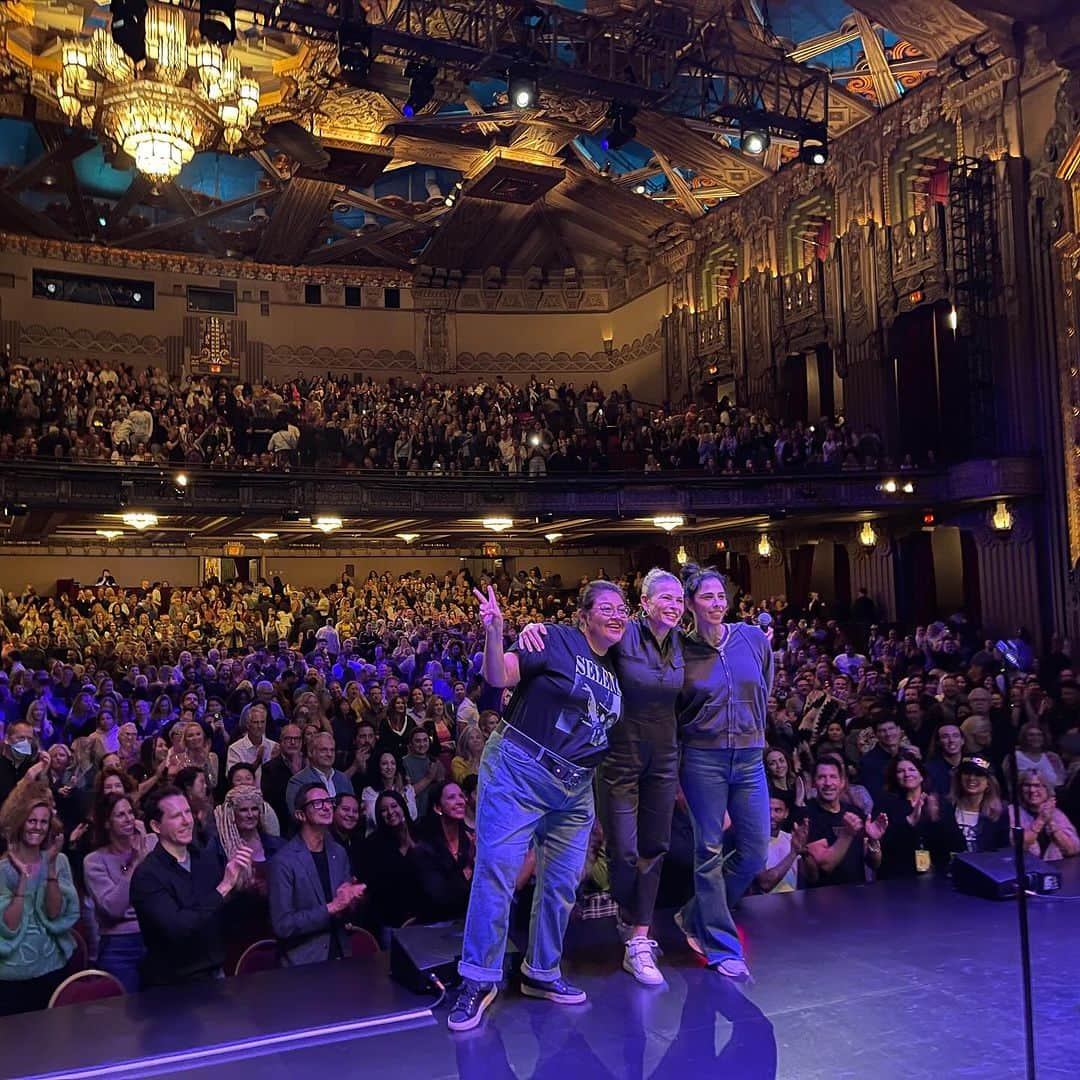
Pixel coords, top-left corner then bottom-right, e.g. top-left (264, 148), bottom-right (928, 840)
top-left (678, 746), bottom-right (770, 965)
top-left (458, 730), bottom-right (594, 984)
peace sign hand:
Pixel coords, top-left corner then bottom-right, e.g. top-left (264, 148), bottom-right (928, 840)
top-left (472, 586), bottom-right (504, 635)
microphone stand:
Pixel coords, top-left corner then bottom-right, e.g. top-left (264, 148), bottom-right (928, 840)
top-left (1001, 646), bottom-right (1037, 1080)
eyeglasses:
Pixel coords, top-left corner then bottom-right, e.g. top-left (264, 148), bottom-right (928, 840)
top-left (301, 798), bottom-right (334, 811)
top-left (593, 604), bottom-right (629, 618)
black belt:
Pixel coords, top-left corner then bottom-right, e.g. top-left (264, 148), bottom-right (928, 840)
top-left (496, 722), bottom-right (594, 787)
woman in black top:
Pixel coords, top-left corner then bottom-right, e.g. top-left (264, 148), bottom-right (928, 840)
top-left (873, 753), bottom-right (946, 878)
top-left (408, 780), bottom-right (474, 923)
top-left (940, 755), bottom-right (1010, 854)
top-left (359, 790), bottom-right (418, 944)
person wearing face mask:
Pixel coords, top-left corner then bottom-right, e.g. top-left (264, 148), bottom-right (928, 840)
top-left (517, 568), bottom-right (685, 986)
top-left (673, 564), bottom-right (773, 982)
top-left (448, 581), bottom-right (624, 1033)
top-left (0, 720), bottom-right (49, 810)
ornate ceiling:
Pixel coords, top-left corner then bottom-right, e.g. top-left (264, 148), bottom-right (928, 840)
top-left (0, 0), bottom-right (1002, 275)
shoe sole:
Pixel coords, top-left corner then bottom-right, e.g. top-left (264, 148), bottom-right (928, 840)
top-left (714, 966), bottom-right (754, 985)
top-left (447, 985), bottom-right (498, 1032)
top-left (520, 983), bottom-right (587, 1005)
top-left (674, 914), bottom-right (705, 957)
top-left (622, 955), bottom-right (665, 986)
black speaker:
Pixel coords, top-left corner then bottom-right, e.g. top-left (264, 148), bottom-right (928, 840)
top-left (952, 849), bottom-right (1062, 900)
top-left (389, 921), bottom-right (520, 994)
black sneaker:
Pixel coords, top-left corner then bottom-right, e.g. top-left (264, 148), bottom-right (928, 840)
top-left (447, 980), bottom-right (498, 1032)
top-left (519, 973), bottom-right (587, 1004)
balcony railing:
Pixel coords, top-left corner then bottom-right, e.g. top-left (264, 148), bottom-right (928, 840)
top-left (779, 263), bottom-right (825, 327)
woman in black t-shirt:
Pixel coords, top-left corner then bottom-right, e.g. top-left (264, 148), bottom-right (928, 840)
top-left (448, 581), bottom-right (625, 1032)
top-left (873, 753), bottom-right (947, 879)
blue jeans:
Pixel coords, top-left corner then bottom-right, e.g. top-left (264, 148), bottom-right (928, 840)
top-left (459, 731), bottom-right (594, 984)
top-left (97, 932), bottom-right (144, 994)
top-left (678, 747), bottom-right (769, 964)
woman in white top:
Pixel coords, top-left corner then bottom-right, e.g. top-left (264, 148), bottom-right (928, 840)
top-left (360, 750), bottom-right (417, 835)
top-left (1010, 722), bottom-right (1065, 792)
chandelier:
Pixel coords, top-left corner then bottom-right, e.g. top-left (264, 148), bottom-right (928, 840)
top-left (55, 5), bottom-right (260, 183)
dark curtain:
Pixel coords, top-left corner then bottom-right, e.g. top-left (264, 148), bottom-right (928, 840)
top-left (933, 299), bottom-right (971, 462)
top-left (888, 306), bottom-right (940, 463)
top-left (786, 545), bottom-right (815, 609)
top-left (815, 345), bottom-right (835, 420)
top-left (782, 354), bottom-right (810, 426)
top-left (896, 532), bottom-right (938, 627)
top-left (833, 543), bottom-right (852, 617)
top-left (929, 160), bottom-right (950, 206)
top-left (960, 529), bottom-right (982, 626)
top-left (815, 219), bottom-right (833, 263)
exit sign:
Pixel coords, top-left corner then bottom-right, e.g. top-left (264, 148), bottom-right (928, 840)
top-left (909, 290), bottom-right (923, 304)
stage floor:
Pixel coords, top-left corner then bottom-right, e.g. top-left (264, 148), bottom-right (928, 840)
top-left (7, 866), bottom-right (1080, 1080)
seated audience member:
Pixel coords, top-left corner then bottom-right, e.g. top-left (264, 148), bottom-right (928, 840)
top-left (174, 766), bottom-right (218, 850)
top-left (1009, 722), bottom-right (1066, 794)
top-left (873, 754), bottom-right (945, 879)
top-left (225, 704), bottom-right (278, 785)
top-left (423, 697), bottom-right (456, 771)
top-left (806, 758), bottom-right (887, 887)
top-left (940, 756), bottom-right (1010, 854)
top-left (268, 783), bottom-right (365, 966)
top-left (342, 720), bottom-right (377, 790)
top-left (765, 746), bottom-right (806, 806)
top-left (377, 696), bottom-right (416, 760)
top-left (407, 780), bottom-right (475, 924)
top-left (0, 782), bottom-right (79, 1015)
top-left (858, 714), bottom-right (909, 803)
top-left (44, 744), bottom-right (82, 838)
top-left (402, 728), bottom-right (444, 819)
top-left (0, 720), bottom-right (48, 809)
top-left (131, 784), bottom-right (252, 987)
top-left (1010, 771), bottom-right (1080, 861)
top-left (359, 750), bottom-right (418, 834)
top-left (452, 680), bottom-right (480, 731)
top-left (170, 721), bottom-right (220, 791)
top-left (262, 723), bottom-right (306, 831)
top-left (755, 795), bottom-right (810, 894)
top-left (285, 732), bottom-right (352, 816)
top-left (925, 723), bottom-right (965, 797)
top-left (224, 763), bottom-right (281, 837)
top-left (360, 790), bottom-right (418, 942)
top-left (82, 792), bottom-right (156, 993)
top-left (330, 792), bottom-right (365, 878)
top-left (450, 725), bottom-right (486, 786)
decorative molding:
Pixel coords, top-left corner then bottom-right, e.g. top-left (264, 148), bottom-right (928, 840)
top-left (262, 346), bottom-right (417, 371)
top-left (455, 333), bottom-right (663, 373)
top-left (19, 323), bottom-right (166, 360)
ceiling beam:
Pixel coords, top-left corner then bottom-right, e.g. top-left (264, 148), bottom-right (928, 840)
top-left (788, 28), bottom-right (862, 63)
top-left (653, 151), bottom-right (704, 220)
top-left (120, 190), bottom-right (273, 248)
top-left (255, 178), bottom-right (337, 264)
top-left (305, 203), bottom-right (446, 265)
top-left (853, 12), bottom-right (902, 106)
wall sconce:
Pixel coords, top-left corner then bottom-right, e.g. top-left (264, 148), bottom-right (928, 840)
top-left (757, 534), bottom-right (772, 558)
top-left (676, 545), bottom-right (689, 566)
top-left (948, 306), bottom-right (958, 332)
top-left (653, 514), bottom-right (684, 532)
top-left (990, 500), bottom-right (1014, 533)
top-left (858, 521), bottom-right (877, 548)
top-left (602, 331), bottom-right (614, 355)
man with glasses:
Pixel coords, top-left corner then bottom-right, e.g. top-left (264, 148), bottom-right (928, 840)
top-left (268, 782), bottom-right (366, 967)
top-left (261, 723), bottom-right (306, 832)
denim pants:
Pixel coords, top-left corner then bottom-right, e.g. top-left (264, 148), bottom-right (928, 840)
top-left (98, 932), bottom-right (145, 994)
top-left (459, 730), bottom-right (594, 984)
top-left (678, 746), bottom-right (769, 964)
top-left (596, 733), bottom-right (679, 928)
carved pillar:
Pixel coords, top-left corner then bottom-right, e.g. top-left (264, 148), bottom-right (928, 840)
top-left (845, 530), bottom-right (898, 623)
top-left (966, 507), bottom-right (1042, 644)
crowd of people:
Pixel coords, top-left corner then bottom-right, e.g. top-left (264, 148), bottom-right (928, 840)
top-left (0, 563), bottom-right (1077, 1017)
top-left (0, 355), bottom-right (898, 475)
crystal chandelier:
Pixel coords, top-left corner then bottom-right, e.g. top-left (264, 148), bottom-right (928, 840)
top-left (55, 5), bottom-right (260, 184)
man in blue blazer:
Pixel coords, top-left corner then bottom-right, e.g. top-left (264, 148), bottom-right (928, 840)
top-left (269, 782), bottom-right (366, 966)
top-left (285, 732), bottom-right (353, 817)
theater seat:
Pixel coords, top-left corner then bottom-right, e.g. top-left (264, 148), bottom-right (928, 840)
top-left (64, 928), bottom-right (88, 975)
top-left (349, 928), bottom-right (380, 956)
top-left (48, 969), bottom-right (126, 1008)
top-left (233, 939), bottom-right (280, 976)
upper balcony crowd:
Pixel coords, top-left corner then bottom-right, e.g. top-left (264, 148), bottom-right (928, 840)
top-left (0, 356), bottom-right (905, 477)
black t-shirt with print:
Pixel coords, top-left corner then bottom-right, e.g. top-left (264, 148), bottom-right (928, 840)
top-left (506, 624), bottom-right (623, 767)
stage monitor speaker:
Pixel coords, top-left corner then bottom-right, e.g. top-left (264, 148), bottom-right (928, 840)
top-left (389, 921), bottom-right (520, 995)
top-left (952, 849), bottom-right (1062, 900)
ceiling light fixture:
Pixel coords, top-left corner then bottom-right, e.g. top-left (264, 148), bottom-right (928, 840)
top-left (402, 60), bottom-right (436, 117)
top-left (507, 61), bottom-right (539, 109)
top-left (482, 517), bottom-right (513, 533)
top-left (740, 126), bottom-right (770, 156)
top-left (313, 515), bottom-right (343, 533)
top-left (652, 514), bottom-right (684, 532)
top-left (253, 531), bottom-right (278, 542)
top-left (799, 135), bottom-right (828, 166)
top-left (96, 529), bottom-right (123, 541)
top-left (122, 511), bottom-right (158, 530)
top-left (544, 532), bottom-right (563, 543)
top-left (396, 532), bottom-right (419, 544)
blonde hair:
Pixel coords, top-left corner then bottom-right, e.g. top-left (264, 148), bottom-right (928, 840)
top-left (0, 780), bottom-right (57, 847)
top-left (641, 568), bottom-right (682, 599)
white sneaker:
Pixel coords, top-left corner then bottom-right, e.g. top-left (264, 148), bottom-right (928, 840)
top-left (623, 937), bottom-right (665, 986)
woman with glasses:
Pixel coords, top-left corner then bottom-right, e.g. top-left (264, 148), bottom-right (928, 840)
top-left (448, 580), bottom-right (625, 1032)
top-left (517, 568), bottom-right (686, 986)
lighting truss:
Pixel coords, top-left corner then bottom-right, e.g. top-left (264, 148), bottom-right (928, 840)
top-left (219, 0), bottom-right (829, 143)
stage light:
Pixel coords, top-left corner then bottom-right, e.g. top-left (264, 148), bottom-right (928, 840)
top-left (338, 7), bottom-right (376, 87)
top-left (482, 517), bottom-right (513, 533)
top-left (902, 481), bottom-right (915, 494)
top-left (199, 0), bottom-right (235, 46)
top-left (507, 62), bottom-right (538, 109)
top-left (402, 60), bottom-right (436, 117)
top-left (652, 515), bottom-right (684, 532)
top-left (601, 103), bottom-right (637, 151)
top-left (741, 127), bottom-right (770, 156)
top-left (122, 511), bottom-right (158, 530)
top-left (314, 515), bottom-right (343, 533)
top-left (800, 137), bottom-right (828, 166)
top-left (111, 0), bottom-right (147, 64)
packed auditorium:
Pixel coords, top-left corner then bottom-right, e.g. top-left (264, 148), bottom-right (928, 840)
top-left (0, 0), bottom-right (1078, 1077)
